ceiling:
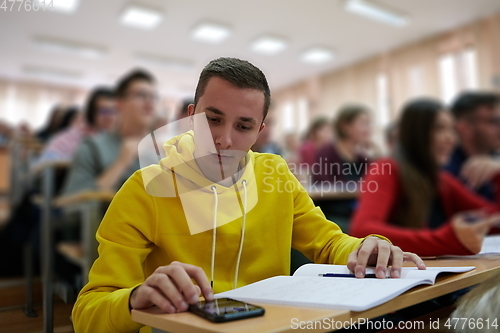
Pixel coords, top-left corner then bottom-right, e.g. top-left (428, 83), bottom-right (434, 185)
top-left (1, 0), bottom-right (500, 99)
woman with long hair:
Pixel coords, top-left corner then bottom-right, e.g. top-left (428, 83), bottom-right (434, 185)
top-left (350, 98), bottom-right (500, 256)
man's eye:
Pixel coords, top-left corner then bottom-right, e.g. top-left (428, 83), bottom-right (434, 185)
top-left (238, 125), bottom-right (252, 131)
top-left (207, 117), bottom-right (219, 122)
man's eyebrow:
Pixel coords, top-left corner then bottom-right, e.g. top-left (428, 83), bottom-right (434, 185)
top-left (205, 106), bottom-right (257, 124)
top-left (239, 117), bottom-right (257, 124)
top-left (205, 106), bottom-right (224, 115)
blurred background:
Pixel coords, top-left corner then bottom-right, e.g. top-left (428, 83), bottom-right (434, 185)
top-left (1, 0), bottom-right (500, 332)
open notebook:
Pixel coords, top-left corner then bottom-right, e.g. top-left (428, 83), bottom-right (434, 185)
top-left (216, 264), bottom-right (474, 312)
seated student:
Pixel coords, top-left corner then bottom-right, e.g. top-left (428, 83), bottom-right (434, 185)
top-left (313, 104), bottom-right (373, 186)
top-left (71, 58), bottom-right (424, 333)
top-left (33, 87), bottom-right (116, 166)
top-left (445, 92), bottom-right (500, 201)
top-left (299, 117), bottom-right (331, 167)
top-left (350, 98), bottom-right (500, 256)
top-left (62, 70), bottom-right (157, 195)
top-left (450, 272), bottom-right (500, 333)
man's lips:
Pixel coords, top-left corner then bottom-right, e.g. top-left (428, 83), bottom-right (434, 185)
top-left (210, 153), bottom-right (233, 162)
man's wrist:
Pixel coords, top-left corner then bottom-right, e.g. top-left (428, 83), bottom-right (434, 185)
top-left (128, 285), bottom-right (141, 312)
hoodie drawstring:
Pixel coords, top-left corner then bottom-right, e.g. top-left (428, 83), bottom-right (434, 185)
top-left (209, 180), bottom-right (248, 291)
top-left (233, 180), bottom-right (247, 289)
top-left (210, 186), bottom-right (218, 289)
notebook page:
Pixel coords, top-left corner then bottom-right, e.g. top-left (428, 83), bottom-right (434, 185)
top-left (216, 276), bottom-right (429, 312)
top-left (479, 235), bottom-right (500, 254)
top-left (293, 264), bottom-right (474, 282)
top-left (399, 266), bottom-right (475, 283)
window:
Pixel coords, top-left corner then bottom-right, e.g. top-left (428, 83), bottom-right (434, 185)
top-left (438, 47), bottom-right (479, 105)
top-left (376, 73), bottom-right (390, 127)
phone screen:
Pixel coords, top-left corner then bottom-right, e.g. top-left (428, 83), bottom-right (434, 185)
top-left (189, 298), bottom-right (265, 322)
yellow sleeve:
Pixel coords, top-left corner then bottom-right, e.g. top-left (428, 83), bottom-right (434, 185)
top-left (72, 171), bottom-right (155, 333)
top-left (287, 166), bottom-right (389, 264)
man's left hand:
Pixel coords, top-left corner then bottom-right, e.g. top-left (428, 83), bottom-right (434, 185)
top-left (347, 237), bottom-right (426, 279)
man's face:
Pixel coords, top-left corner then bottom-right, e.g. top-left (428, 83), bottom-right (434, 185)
top-left (188, 77), bottom-right (265, 180)
top-left (118, 80), bottom-right (157, 129)
top-left (94, 97), bottom-right (117, 131)
top-left (471, 104), bottom-right (500, 152)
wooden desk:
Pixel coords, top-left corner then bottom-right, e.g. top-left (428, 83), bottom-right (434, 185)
top-left (54, 190), bottom-right (115, 283)
top-left (308, 190), bottom-right (358, 201)
top-left (132, 257), bottom-right (500, 333)
top-left (41, 189), bottom-right (114, 333)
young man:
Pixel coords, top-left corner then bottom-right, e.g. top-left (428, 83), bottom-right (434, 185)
top-left (62, 70), bottom-right (157, 194)
top-left (72, 58), bottom-right (424, 333)
top-left (445, 92), bottom-right (500, 201)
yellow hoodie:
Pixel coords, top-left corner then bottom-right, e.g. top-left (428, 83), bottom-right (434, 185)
top-left (72, 131), bottom-right (379, 333)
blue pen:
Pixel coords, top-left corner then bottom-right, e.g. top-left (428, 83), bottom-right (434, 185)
top-left (318, 273), bottom-right (378, 278)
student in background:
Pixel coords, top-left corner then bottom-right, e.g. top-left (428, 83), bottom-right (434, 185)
top-left (351, 98), bottom-right (500, 256)
top-left (34, 87), bottom-right (116, 166)
top-left (384, 121), bottom-right (398, 155)
top-left (299, 117), bottom-right (331, 166)
top-left (250, 117), bottom-right (282, 154)
top-left (62, 70), bottom-right (157, 194)
top-left (313, 104), bottom-right (372, 185)
top-left (72, 58), bottom-right (424, 333)
top-left (35, 105), bottom-right (68, 144)
top-left (281, 132), bottom-right (300, 165)
top-left (445, 92), bottom-right (500, 201)
top-left (450, 272), bottom-right (500, 333)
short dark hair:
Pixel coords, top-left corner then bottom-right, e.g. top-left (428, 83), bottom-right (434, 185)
top-left (85, 87), bottom-right (115, 126)
top-left (116, 69), bottom-right (155, 98)
top-left (334, 104), bottom-right (369, 139)
top-left (451, 92), bottom-right (500, 119)
top-left (194, 57), bottom-right (271, 120)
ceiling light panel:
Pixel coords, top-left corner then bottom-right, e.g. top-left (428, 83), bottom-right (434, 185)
top-left (250, 35), bottom-right (288, 56)
top-left (191, 22), bottom-right (231, 44)
top-left (52, 0), bottom-right (80, 14)
top-left (300, 47), bottom-right (335, 65)
top-left (120, 4), bottom-right (164, 30)
top-left (344, 0), bottom-right (409, 27)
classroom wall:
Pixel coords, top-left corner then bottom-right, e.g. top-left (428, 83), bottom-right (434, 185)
top-left (271, 12), bottom-right (500, 146)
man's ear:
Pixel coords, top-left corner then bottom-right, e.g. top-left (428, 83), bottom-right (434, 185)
top-left (188, 104), bottom-right (195, 130)
top-left (187, 104), bottom-right (195, 117)
top-left (258, 122), bottom-right (266, 133)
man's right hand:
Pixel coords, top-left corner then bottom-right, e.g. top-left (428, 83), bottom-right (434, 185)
top-left (451, 211), bottom-right (500, 253)
top-left (129, 261), bottom-right (214, 313)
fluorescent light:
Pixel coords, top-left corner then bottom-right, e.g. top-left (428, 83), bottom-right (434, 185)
top-left (191, 22), bottom-right (231, 44)
top-left (300, 47), bottom-right (335, 65)
top-left (136, 54), bottom-right (194, 71)
top-left (52, 0), bottom-right (80, 13)
top-left (344, 0), bottom-right (408, 27)
top-left (120, 4), bottom-right (163, 30)
top-left (23, 65), bottom-right (83, 80)
top-left (33, 37), bottom-right (106, 59)
top-left (250, 36), bottom-right (288, 56)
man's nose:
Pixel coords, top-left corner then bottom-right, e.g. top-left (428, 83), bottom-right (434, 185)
top-left (215, 128), bottom-right (232, 150)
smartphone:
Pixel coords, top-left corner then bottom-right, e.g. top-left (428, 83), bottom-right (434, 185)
top-left (188, 297), bottom-right (265, 323)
